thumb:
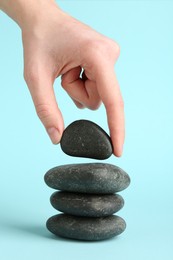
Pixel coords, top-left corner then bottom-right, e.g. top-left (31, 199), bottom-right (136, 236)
top-left (25, 71), bottom-right (64, 144)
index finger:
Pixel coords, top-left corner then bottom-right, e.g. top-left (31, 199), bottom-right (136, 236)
top-left (96, 68), bottom-right (125, 157)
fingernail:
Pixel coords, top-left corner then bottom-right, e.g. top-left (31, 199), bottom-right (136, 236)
top-left (114, 145), bottom-right (123, 157)
top-left (119, 145), bottom-right (124, 156)
top-left (120, 145), bottom-right (123, 156)
top-left (47, 127), bottom-right (60, 144)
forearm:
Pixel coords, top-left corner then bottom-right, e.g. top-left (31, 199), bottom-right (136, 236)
top-left (0, 0), bottom-right (57, 28)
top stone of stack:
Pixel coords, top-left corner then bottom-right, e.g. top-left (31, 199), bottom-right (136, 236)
top-left (60, 120), bottom-right (113, 160)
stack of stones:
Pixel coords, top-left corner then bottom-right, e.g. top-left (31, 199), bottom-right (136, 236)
top-left (44, 120), bottom-right (130, 241)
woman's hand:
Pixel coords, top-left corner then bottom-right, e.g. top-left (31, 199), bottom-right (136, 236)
top-left (0, 0), bottom-right (124, 157)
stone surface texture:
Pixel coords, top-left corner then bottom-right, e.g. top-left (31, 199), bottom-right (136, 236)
top-left (44, 163), bottom-right (130, 194)
top-left (50, 191), bottom-right (124, 217)
top-left (46, 214), bottom-right (126, 241)
top-left (60, 120), bottom-right (113, 160)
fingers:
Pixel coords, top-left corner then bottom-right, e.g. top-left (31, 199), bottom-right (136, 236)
top-left (61, 67), bottom-right (101, 110)
top-left (24, 69), bottom-right (64, 144)
top-left (96, 67), bottom-right (125, 157)
top-left (61, 65), bottom-right (124, 157)
top-left (71, 98), bottom-right (85, 109)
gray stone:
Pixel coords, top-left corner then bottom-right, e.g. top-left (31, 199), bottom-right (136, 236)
top-left (50, 191), bottom-right (124, 217)
top-left (44, 163), bottom-right (130, 194)
top-left (60, 120), bottom-right (113, 160)
top-left (46, 214), bottom-right (126, 241)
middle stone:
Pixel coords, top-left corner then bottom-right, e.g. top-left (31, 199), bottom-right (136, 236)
top-left (50, 191), bottom-right (124, 217)
top-left (44, 163), bottom-right (130, 194)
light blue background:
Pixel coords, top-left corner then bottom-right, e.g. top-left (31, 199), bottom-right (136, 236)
top-left (0, 0), bottom-right (173, 259)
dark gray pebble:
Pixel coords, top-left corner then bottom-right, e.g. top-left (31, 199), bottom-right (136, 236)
top-left (44, 163), bottom-right (130, 194)
top-left (50, 191), bottom-right (124, 217)
top-left (46, 214), bottom-right (126, 241)
top-left (60, 120), bottom-right (113, 160)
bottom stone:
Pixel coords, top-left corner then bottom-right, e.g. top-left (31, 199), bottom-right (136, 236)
top-left (46, 214), bottom-right (126, 241)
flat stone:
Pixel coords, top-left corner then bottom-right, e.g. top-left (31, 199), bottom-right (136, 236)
top-left (46, 214), bottom-right (126, 241)
top-left (44, 163), bottom-right (130, 194)
top-left (60, 120), bottom-right (113, 160)
top-left (50, 191), bottom-right (124, 217)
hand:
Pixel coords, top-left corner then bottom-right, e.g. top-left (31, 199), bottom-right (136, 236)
top-left (1, 0), bottom-right (125, 157)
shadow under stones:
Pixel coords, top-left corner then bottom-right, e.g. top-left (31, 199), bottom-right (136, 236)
top-left (1, 219), bottom-right (120, 243)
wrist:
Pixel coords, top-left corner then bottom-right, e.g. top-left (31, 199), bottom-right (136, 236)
top-left (0, 0), bottom-right (58, 28)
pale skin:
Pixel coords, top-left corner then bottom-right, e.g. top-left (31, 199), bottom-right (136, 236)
top-left (0, 0), bottom-right (125, 157)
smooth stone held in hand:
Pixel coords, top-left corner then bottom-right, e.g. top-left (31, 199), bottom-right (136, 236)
top-left (60, 120), bottom-right (113, 160)
top-left (50, 191), bottom-right (124, 217)
top-left (44, 163), bottom-right (130, 194)
top-left (46, 214), bottom-right (126, 241)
